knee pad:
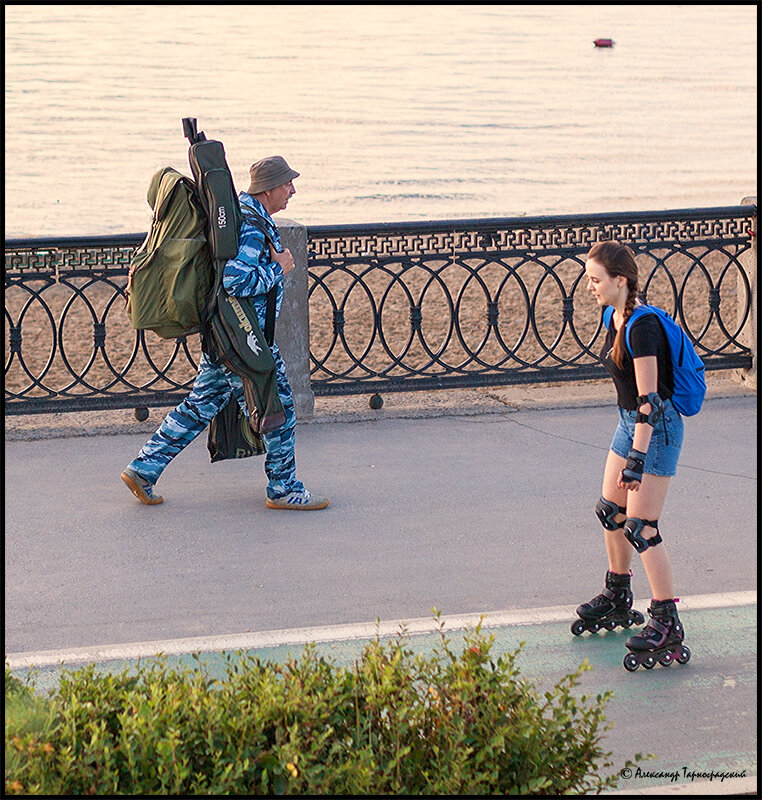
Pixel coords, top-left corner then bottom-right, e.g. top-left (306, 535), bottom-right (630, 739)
top-left (623, 517), bottom-right (663, 553)
top-left (595, 496), bottom-right (626, 531)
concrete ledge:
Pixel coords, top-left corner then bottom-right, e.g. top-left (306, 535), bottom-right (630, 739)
top-left (5, 371), bottom-right (754, 442)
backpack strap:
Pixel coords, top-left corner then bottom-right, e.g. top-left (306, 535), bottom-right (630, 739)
top-left (241, 210), bottom-right (273, 239)
top-left (621, 304), bottom-right (671, 442)
top-left (623, 305), bottom-right (653, 356)
top-left (204, 207), bottom-right (280, 352)
top-left (241, 209), bottom-right (280, 347)
top-left (604, 305), bottom-right (654, 356)
top-left (264, 287), bottom-right (277, 348)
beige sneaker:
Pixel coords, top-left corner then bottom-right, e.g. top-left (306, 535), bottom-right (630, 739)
top-left (266, 489), bottom-right (330, 510)
top-left (121, 468), bottom-right (164, 505)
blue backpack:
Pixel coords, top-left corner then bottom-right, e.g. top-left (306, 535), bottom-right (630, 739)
top-left (603, 304), bottom-right (706, 416)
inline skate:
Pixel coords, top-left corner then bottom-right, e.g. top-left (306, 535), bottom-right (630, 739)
top-left (571, 570), bottom-right (645, 636)
top-left (623, 598), bottom-right (691, 671)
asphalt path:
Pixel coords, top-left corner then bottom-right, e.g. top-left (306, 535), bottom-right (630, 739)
top-left (5, 395), bottom-right (756, 654)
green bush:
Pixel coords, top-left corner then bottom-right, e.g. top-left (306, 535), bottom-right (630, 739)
top-left (5, 619), bottom-right (645, 795)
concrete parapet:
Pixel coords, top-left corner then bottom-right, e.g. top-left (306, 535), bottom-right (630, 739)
top-left (274, 218), bottom-right (315, 420)
top-left (737, 196), bottom-right (757, 390)
top-left (5, 370), bottom-right (753, 442)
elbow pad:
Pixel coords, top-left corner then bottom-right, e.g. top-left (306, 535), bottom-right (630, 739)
top-left (635, 392), bottom-right (665, 426)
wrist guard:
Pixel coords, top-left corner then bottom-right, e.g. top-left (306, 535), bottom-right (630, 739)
top-left (621, 448), bottom-right (647, 483)
top-left (635, 392), bottom-right (665, 426)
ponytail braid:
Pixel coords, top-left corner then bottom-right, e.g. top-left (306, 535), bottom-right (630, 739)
top-left (611, 284), bottom-right (639, 368)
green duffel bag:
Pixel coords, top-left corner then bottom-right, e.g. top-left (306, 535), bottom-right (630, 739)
top-left (126, 167), bottom-right (214, 339)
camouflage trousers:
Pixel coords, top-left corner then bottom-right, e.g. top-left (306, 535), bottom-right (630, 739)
top-left (126, 346), bottom-right (303, 500)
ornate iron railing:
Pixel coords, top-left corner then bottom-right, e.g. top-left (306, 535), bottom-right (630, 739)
top-left (4, 206), bottom-right (755, 415)
top-left (306, 207), bottom-right (755, 395)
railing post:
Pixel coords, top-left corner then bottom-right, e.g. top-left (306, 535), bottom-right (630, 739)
top-left (274, 218), bottom-right (315, 419)
top-left (736, 196), bottom-right (757, 389)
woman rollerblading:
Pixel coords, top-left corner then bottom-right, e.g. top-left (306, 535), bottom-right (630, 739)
top-left (578, 241), bottom-right (698, 671)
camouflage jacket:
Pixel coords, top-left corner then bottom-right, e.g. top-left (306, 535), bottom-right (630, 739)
top-left (222, 193), bottom-right (284, 324)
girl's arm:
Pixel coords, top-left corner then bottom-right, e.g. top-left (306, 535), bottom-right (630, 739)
top-left (618, 355), bottom-right (659, 491)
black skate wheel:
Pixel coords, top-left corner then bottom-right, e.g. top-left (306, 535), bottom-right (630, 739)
top-left (659, 652), bottom-right (674, 666)
top-left (676, 646), bottom-right (691, 665)
top-left (604, 620), bottom-right (618, 631)
top-left (590, 621), bottom-right (600, 633)
top-left (643, 655), bottom-right (656, 669)
top-left (631, 611), bottom-right (645, 625)
top-left (623, 653), bottom-right (639, 672)
top-left (570, 619), bottom-right (586, 636)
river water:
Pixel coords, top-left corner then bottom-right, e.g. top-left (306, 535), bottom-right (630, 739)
top-left (4, 4), bottom-right (757, 238)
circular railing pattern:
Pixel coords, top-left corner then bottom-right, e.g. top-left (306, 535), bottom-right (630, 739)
top-left (307, 208), bottom-right (754, 394)
top-left (5, 206), bottom-right (755, 413)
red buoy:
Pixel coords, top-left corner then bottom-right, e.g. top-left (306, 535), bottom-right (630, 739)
top-left (594, 38), bottom-right (615, 48)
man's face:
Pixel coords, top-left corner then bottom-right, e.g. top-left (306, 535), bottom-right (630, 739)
top-left (266, 180), bottom-right (296, 213)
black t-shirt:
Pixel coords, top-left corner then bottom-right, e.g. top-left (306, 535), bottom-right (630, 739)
top-left (600, 312), bottom-right (674, 409)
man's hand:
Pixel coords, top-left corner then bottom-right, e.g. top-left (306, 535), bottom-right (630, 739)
top-left (269, 244), bottom-right (295, 275)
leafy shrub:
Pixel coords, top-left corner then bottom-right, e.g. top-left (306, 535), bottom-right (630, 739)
top-left (5, 618), bottom-right (645, 795)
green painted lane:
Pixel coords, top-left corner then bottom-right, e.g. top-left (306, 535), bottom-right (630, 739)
top-left (12, 605), bottom-right (756, 793)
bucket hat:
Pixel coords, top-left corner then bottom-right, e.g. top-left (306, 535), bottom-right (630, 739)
top-left (249, 156), bottom-right (300, 193)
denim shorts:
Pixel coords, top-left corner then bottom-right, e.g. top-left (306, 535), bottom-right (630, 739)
top-left (610, 399), bottom-right (684, 477)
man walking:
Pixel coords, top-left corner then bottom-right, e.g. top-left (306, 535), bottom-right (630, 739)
top-left (121, 156), bottom-right (329, 510)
